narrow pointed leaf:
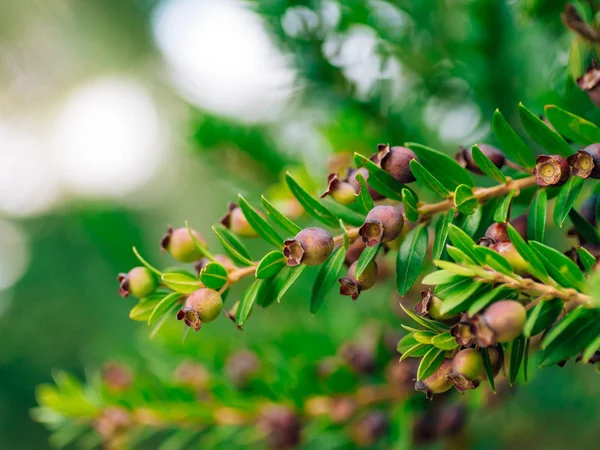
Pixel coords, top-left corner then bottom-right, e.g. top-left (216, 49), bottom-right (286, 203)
top-left (402, 188), bottom-right (419, 223)
top-left (261, 196), bottom-right (302, 235)
top-left (577, 246), bottom-right (597, 272)
top-left (569, 208), bottom-right (600, 245)
top-left (238, 194), bottom-right (283, 247)
top-left (438, 281), bottom-right (485, 315)
top-left (447, 224), bottom-right (483, 264)
top-left (353, 153), bottom-right (406, 200)
top-left (285, 173), bottom-right (338, 227)
top-left (162, 273), bottom-right (202, 294)
top-left (506, 224), bottom-right (550, 283)
top-left (492, 109), bottom-right (536, 168)
top-left (396, 225), bottom-right (429, 296)
top-left (528, 189), bottom-right (547, 243)
top-left (397, 333), bottom-right (419, 354)
top-left (149, 302), bottom-right (179, 339)
top-left (409, 160), bottom-right (450, 198)
top-left (493, 189), bottom-right (515, 223)
top-left (236, 279), bottom-right (263, 326)
top-left (355, 172), bottom-right (374, 213)
top-left (422, 270), bottom-right (463, 286)
top-left (399, 343), bottom-right (430, 360)
top-left (545, 104), bottom-right (600, 145)
top-left (524, 298), bottom-right (562, 338)
top-left (276, 265), bottom-right (308, 303)
top-left (473, 246), bottom-right (513, 275)
top-left (508, 336), bottom-right (526, 386)
top-left (519, 103), bottom-right (573, 157)
top-left (321, 198), bottom-right (366, 226)
top-left (454, 184), bottom-right (477, 215)
top-left (148, 292), bottom-right (182, 325)
top-left (212, 225), bottom-right (253, 266)
top-left (255, 251), bottom-right (286, 279)
top-left (471, 145), bottom-right (507, 182)
top-left (581, 334), bottom-right (600, 363)
top-left (432, 209), bottom-right (453, 260)
top-left (529, 241), bottom-right (586, 291)
top-left (554, 176), bottom-right (584, 227)
top-left (197, 262), bottom-right (228, 290)
top-left (482, 348), bottom-right (497, 392)
top-left (434, 260), bottom-right (476, 277)
top-left (311, 247), bottom-right (347, 313)
top-left (129, 294), bottom-right (164, 322)
top-left (468, 286), bottom-right (519, 316)
top-left (446, 245), bottom-right (475, 265)
top-left (406, 142), bottom-right (473, 189)
top-left (132, 247), bottom-right (162, 277)
top-left (354, 243), bottom-right (381, 279)
top-left (398, 302), bottom-right (449, 332)
top-left (413, 331), bottom-right (436, 344)
top-left (431, 333), bottom-right (458, 351)
top-left (417, 347), bottom-right (446, 381)
top-left (339, 219), bottom-right (349, 250)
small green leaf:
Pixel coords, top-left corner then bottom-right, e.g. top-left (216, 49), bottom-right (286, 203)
top-left (129, 294), bottom-right (164, 322)
top-left (276, 265), bottom-right (308, 303)
top-left (396, 225), bottom-right (429, 296)
top-left (256, 251), bottom-right (286, 279)
top-left (519, 103), bottom-right (573, 157)
top-left (413, 330), bottom-right (436, 344)
top-left (354, 243), bottom-right (381, 279)
top-left (432, 209), bottom-right (454, 260)
top-left (524, 298), bottom-right (562, 338)
top-left (539, 307), bottom-right (600, 367)
top-left (132, 247), bottom-right (162, 277)
top-left (261, 195), bottom-right (302, 235)
top-left (321, 198), bottom-right (366, 227)
top-left (161, 273), bottom-right (202, 294)
top-left (581, 334), bottom-right (600, 363)
top-left (238, 194), bottom-right (283, 247)
top-left (339, 219), bottom-right (349, 250)
top-left (236, 279), bottom-right (264, 326)
top-left (446, 245), bottom-right (475, 265)
top-left (554, 176), bottom-right (584, 227)
top-left (567, 36), bottom-right (593, 83)
top-left (212, 225), bottom-right (253, 266)
top-left (577, 246), bottom-right (597, 272)
top-left (355, 172), bottom-right (374, 213)
top-left (545, 104), bottom-right (600, 145)
top-left (454, 184), bottom-right (477, 215)
top-left (454, 208), bottom-right (482, 238)
top-left (353, 153), bottom-right (406, 201)
top-left (471, 145), bottom-right (507, 182)
top-left (431, 333), bottom-right (458, 351)
top-left (506, 224), bottom-right (550, 283)
top-left (397, 333), bottom-right (419, 354)
top-left (492, 109), bottom-right (536, 168)
top-left (311, 247), bottom-right (347, 313)
top-left (421, 270), bottom-right (463, 286)
top-left (528, 189), bottom-right (547, 243)
top-left (493, 189), bottom-right (515, 223)
top-left (285, 173), bottom-right (339, 227)
top-left (447, 224), bottom-right (482, 264)
top-left (468, 286), bottom-right (518, 316)
top-left (569, 208), bottom-right (600, 245)
top-left (398, 302), bottom-right (449, 333)
top-left (434, 260), bottom-right (476, 277)
top-left (473, 246), bottom-right (513, 275)
top-left (402, 188), bottom-right (419, 223)
top-left (508, 336), bottom-right (526, 386)
top-left (406, 142), bottom-right (473, 189)
top-left (529, 241), bottom-right (587, 291)
top-left (148, 292), bottom-right (182, 325)
top-left (199, 262), bottom-right (229, 290)
top-left (482, 348), bottom-right (498, 392)
top-left (399, 343), bottom-right (431, 360)
top-left (409, 160), bottom-right (451, 198)
top-left (439, 281), bottom-right (485, 315)
top-left (417, 347), bottom-right (446, 381)
top-left (523, 338), bottom-right (530, 382)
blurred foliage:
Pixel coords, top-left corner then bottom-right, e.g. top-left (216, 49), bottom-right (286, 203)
top-left (2, 0), bottom-right (600, 449)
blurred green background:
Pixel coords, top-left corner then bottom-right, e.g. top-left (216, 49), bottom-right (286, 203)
top-left (1, 0), bottom-right (599, 448)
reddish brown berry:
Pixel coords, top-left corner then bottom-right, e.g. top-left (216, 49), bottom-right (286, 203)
top-left (339, 260), bottom-right (378, 300)
top-left (568, 150), bottom-right (595, 179)
top-left (490, 241), bottom-right (528, 274)
top-left (456, 144), bottom-right (505, 175)
top-left (351, 411), bottom-right (389, 447)
top-left (258, 406), bottom-right (301, 450)
top-left (359, 205), bottom-right (404, 247)
top-left (510, 214), bottom-right (528, 240)
top-left (177, 288), bottom-right (223, 331)
top-left (475, 300), bottom-right (526, 346)
top-left (225, 350), bottom-right (260, 388)
top-left (577, 64), bottom-right (600, 107)
top-left (117, 267), bottom-right (158, 299)
top-left (345, 238), bottom-right (367, 265)
top-left (533, 155), bottom-right (570, 186)
top-left (484, 222), bottom-right (509, 243)
top-left (283, 227), bottom-right (334, 266)
top-left (173, 360), bottom-right (211, 391)
top-left (376, 144), bottom-right (417, 183)
top-left (414, 359), bottom-right (454, 399)
top-left (579, 144), bottom-right (600, 178)
top-left (448, 348), bottom-right (484, 392)
top-left (102, 362), bottom-right (133, 393)
top-left (415, 290), bottom-right (457, 321)
top-left (320, 173), bottom-right (358, 205)
top-left (347, 167), bottom-right (385, 201)
top-left (161, 226), bottom-right (207, 262)
top-left (339, 343), bottom-right (376, 374)
top-left (221, 202), bottom-right (258, 237)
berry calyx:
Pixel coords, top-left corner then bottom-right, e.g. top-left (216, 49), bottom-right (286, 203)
top-left (283, 227), bottom-right (334, 266)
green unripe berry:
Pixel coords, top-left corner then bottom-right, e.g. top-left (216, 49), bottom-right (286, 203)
top-left (283, 227), bottom-right (334, 266)
top-left (414, 359), bottom-right (453, 399)
top-left (161, 226), bottom-right (207, 263)
top-left (221, 202), bottom-right (258, 237)
top-left (482, 300), bottom-right (526, 344)
top-left (177, 288), bottom-right (223, 331)
top-left (359, 205), bottom-right (404, 247)
top-left (320, 173), bottom-right (358, 205)
top-left (117, 267), bottom-right (158, 298)
top-left (416, 290), bottom-right (457, 321)
top-left (338, 260), bottom-right (378, 300)
top-left (448, 348), bottom-right (484, 392)
top-left (490, 241), bottom-right (528, 275)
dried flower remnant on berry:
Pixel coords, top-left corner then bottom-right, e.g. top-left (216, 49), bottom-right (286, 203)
top-left (320, 173), bottom-right (358, 205)
top-left (568, 150), bottom-right (595, 179)
top-left (177, 288), bottom-right (223, 331)
top-left (339, 260), bottom-right (377, 300)
top-left (416, 290), bottom-right (457, 321)
top-left (376, 144), bottom-right (417, 183)
top-left (533, 155), bottom-right (570, 187)
top-left (220, 202), bottom-right (258, 237)
top-left (359, 205), bottom-right (404, 247)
